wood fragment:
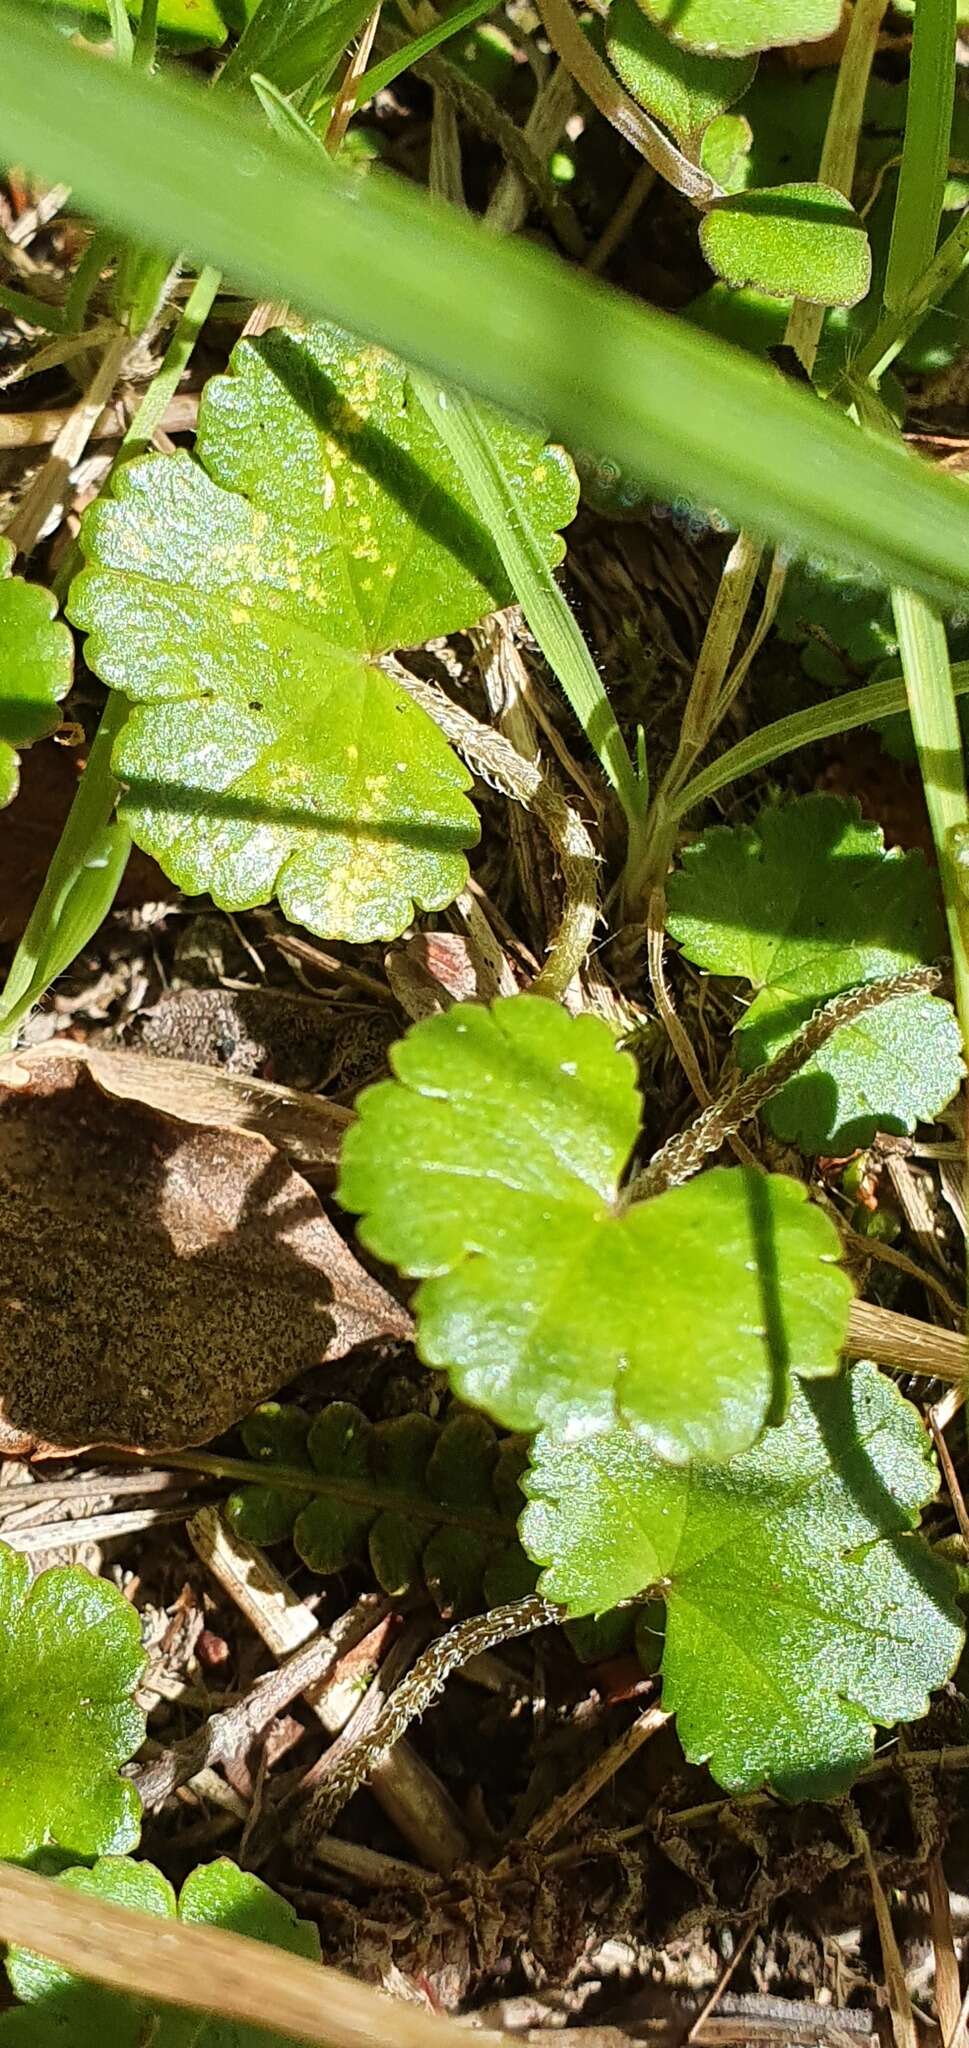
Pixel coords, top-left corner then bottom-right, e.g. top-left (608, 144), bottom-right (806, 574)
top-left (0, 1863), bottom-right (504, 2048)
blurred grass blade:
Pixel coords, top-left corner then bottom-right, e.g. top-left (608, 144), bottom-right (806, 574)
top-left (6, 7), bottom-right (969, 601)
top-left (0, 695), bottom-right (131, 1051)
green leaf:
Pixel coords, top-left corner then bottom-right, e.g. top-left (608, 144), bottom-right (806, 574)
top-left (667, 794), bottom-right (964, 1151)
top-left (219, 0), bottom-right (376, 93)
top-left (11, 17), bottom-right (969, 608)
top-left (699, 185), bottom-right (871, 307)
top-left (636, 0), bottom-right (842, 57)
top-left (28, 0), bottom-right (227, 45)
top-left (70, 322), bottom-right (575, 943)
top-left (605, 0), bottom-right (756, 153)
top-left (0, 538), bottom-right (73, 809)
top-left (0, 1544), bottom-right (146, 1860)
top-left (227, 1401), bottom-right (523, 1616)
top-left (339, 996), bottom-right (853, 1462)
top-left (522, 1361), bottom-right (964, 1799)
top-left (0, 1856), bottom-right (320, 2045)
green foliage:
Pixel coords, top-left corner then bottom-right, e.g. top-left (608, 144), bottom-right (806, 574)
top-left (667, 795), bottom-right (964, 1151)
top-left (605, 0), bottom-right (756, 153)
top-left (634, 0), bottom-right (842, 58)
top-left (339, 996), bottom-right (852, 1462)
top-left (0, 1855), bottom-right (320, 2044)
top-left (69, 321), bottom-right (576, 943)
top-left (522, 1362), bottom-right (964, 1799)
top-left (0, 538), bottom-right (73, 809)
top-left (699, 186), bottom-right (871, 308)
top-left (27, 0), bottom-right (227, 44)
top-left (227, 1401), bottom-right (533, 1616)
top-left (0, 1544), bottom-right (145, 1861)
top-left (12, 15), bottom-right (969, 607)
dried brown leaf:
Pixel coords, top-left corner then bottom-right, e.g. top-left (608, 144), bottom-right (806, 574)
top-left (0, 1060), bottom-right (409, 1454)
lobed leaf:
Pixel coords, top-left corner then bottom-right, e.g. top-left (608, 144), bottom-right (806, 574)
top-left (0, 539), bottom-right (73, 810)
top-left (635, 0), bottom-right (843, 58)
top-left (522, 1362), bottom-right (964, 1798)
top-left (0, 1544), bottom-right (145, 1861)
top-left (699, 185), bottom-right (871, 307)
top-left (605, 0), bottom-right (756, 153)
top-left (0, 1855), bottom-right (319, 2045)
top-left (339, 996), bottom-right (853, 1462)
top-left (69, 321), bottom-right (576, 943)
top-left (227, 1400), bottom-right (531, 1615)
top-left (667, 794), bottom-right (964, 1151)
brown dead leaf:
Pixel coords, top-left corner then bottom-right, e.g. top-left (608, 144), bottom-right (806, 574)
top-left (0, 1059), bottom-right (411, 1455)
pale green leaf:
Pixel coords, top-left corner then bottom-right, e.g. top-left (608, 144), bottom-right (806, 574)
top-left (28, 0), bottom-right (227, 45)
top-left (0, 537), bottom-right (73, 809)
top-left (338, 996), bottom-right (853, 1462)
top-left (0, 1544), bottom-right (145, 1860)
top-left (637, 0), bottom-right (843, 58)
top-left (522, 1361), bottom-right (964, 1798)
top-left (667, 794), bottom-right (964, 1150)
top-left (1, 1856), bottom-right (320, 2046)
top-left (69, 322), bottom-right (575, 942)
top-left (699, 185), bottom-right (871, 307)
top-left (606, 0), bottom-right (756, 153)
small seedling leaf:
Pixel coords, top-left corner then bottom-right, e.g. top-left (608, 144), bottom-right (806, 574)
top-left (0, 1855), bottom-right (319, 2045)
top-left (70, 322), bottom-right (576, 943)
top-left (667, 794), bottom-right (963, 1150)
top-left (0, 1545), bottom-right (145, 1860)
top-left (605, 0), bottom-right (756, 152)
top-left (0, 539), bottom-right (73, 810)
top-left (226, 1400), bottom-right (524, 1616)
top-left (339, 996), bottom-right (852, 1461)
top-left (699, 185), bottom-right (871, 307)
top-left (522, 1361), bottom-right (964, 1798)
top-left (636, 0), bottom-right (843, 58)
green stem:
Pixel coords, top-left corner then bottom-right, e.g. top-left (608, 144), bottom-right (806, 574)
top-left (845, 203), bottom-right (969, 388)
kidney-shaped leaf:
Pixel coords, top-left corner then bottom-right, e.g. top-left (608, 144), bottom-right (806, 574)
top-left (523, 1361), bottom-right (964, 1799)
top-left (637, 0), bottom-right (843, 57)
top-left (0, 1056), bottom-right (408, 1454)
top-left (0, 1544), bottom-right (145, 1861)
top-left (699, 185), bottom-right (871, 306)
top-left (1, 1855), bottom-right (320, 2046)
top-left (667, 794), bottom-right (964, 1151)
top-left (605, 0), bottom-right (756, 152)
top-left (339, 996), bottom-right (852, 1462)
top-left (0, 538), bottom-right (73, 809)
top-left (69, 321), bottom-right (576, 943)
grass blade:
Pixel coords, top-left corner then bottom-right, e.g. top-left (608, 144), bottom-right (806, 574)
top-left (5, 10), bottom-right (969, 601)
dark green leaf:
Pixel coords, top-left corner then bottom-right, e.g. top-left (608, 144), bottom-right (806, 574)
top-left (605, 0), bottom-right (756, 152)
top-left (0, 538), bottom-right (73, 809)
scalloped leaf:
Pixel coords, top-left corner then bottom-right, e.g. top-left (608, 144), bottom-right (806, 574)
top-left (0, 539), bottom-right (73, 809)
top-left (699, 185), bottom-right (871, 307)
top-left (667, 794), bottom-right (964, 1152)
top-left (636, 0), bottom-right (842, 58)
top-left (522, 1361), bottom-right (964, 1799)
top-left (69, 322), bottom-right (576, 943)
top-left (338, 996), bottom-right (853, 1462)
top-left (605, 0), bottom-right (756, 152)
top-left (0, 1855), bottom-right (319, 2045)
top-left (0, 1544), bottom-right (146, 1860)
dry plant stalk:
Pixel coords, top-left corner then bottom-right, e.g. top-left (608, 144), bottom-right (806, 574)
top-left (0, 1862), bottom-right (506, 2048)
